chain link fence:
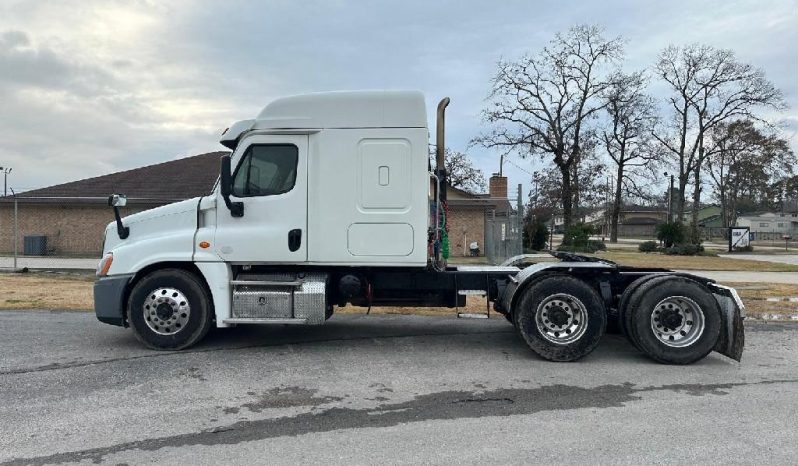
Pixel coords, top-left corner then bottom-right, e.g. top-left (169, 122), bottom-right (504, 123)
top-left (484, 187), bottom-right (523, 265)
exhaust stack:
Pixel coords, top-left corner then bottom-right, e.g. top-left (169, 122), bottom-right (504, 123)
top-left (433, 97), bottom-right (451, 269)
top-left (436, 97), bottom-right (450, 172)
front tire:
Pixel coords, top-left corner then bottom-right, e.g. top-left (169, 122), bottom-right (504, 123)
top-left (514, 276), bottom-right (606, 362)
top-left (127, 269), bottom-right (213, 350)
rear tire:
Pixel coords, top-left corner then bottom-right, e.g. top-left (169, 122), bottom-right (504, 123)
top-left (127, 269), bottom-right (214, 350)
top-left (627, 276), bottom-right (721, 364)
top-left (514, 276), bottom-right (606, 362)
top-left (618, 275), bottom-right (664, 348)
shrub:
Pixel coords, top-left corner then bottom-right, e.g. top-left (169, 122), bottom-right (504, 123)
top-left (663, 243), bottom-right (704, 256)
top-left (656, 222), bottom-right (686, 248)
top-left (561, 223), bottom-right (593, 246)
top-left (557, 239), bottom-right (606, 253)
top-left (638, 241), bottom-right (658, 252)
top-left (525, 219), bottom-right (549, 251)
top-left (734, 245), bottom-right (754, 252)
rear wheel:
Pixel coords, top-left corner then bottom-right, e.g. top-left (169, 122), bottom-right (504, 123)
top-left (514, 276), bottom-right (606, 362)
top-left (127, 269), bottom-right (213, 350)
top-left (627, 276), bottom-right (721, 364)
top-left (618, 275), bottom-right (664, 347)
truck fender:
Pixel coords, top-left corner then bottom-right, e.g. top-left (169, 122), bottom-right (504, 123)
top-left (501, 261), bottom-right (615, 317)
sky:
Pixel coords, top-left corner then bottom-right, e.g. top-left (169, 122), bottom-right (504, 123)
top-left (1, 0), bottom-right (797, 198)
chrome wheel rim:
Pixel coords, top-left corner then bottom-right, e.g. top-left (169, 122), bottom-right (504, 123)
top-left (143, 287), bottom-right (191, 335)
top-left (535, 293), bottom-right (588, 345)
top-left (650, 296), bottom-right (705, 347)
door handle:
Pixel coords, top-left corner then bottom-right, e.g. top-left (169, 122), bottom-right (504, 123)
top-left (288, 229), bottom-right (302, 252)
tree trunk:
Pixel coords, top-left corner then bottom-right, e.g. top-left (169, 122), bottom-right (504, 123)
top-left (690, 164), bottom-right (701, 243)
top-left (559, 163), bottom-right (573, 233)
top-left (719, 186), bottom-right (728, 228)
top-left (675, 175), bottom-right (688, 224)
top-left (610, 164), bottom-right (623, 243)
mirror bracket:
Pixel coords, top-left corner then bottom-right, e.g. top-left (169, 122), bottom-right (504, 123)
top-left (220, 155), bottom-right (244, 217)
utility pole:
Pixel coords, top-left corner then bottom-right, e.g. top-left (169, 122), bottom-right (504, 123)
top-left (664, 172), bottom-right (674, 223)
top-left (0, 167), bottom-right (11, 197)
top-left (10, 188), bottom-right (17, 270)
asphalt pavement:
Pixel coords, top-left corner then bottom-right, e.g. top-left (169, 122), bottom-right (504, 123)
top-left (1, 311), bottom-right (797, 465)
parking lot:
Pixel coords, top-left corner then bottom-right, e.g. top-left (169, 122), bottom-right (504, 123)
top-left (1, 312), bottom-right (797, 465)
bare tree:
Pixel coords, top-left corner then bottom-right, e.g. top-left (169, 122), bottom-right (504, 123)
top-left (474, 25), bottom-right (623, 231)
top-left (428, 148), bottom-right (487, 194)
top-left (706, 120), bottom-right (794, 227)
top-left (601, 71), bottom-right (659, 242)
top-left (653, 44), bottom-right (784, 241)
top-left (440, 148), bottom-right (487, 194)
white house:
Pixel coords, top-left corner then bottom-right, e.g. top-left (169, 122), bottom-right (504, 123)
top-left (736, 212), bottom-right (798, 237)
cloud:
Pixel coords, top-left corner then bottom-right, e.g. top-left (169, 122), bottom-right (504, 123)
top-left (0, 0), bottom-right (795, 195)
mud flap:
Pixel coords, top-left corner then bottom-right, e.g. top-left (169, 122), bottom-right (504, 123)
top-left (710, 284), bottom-right (745, 361)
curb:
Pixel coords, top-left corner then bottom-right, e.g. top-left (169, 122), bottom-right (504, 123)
top-left (747, 314), bottom-right (798, 322)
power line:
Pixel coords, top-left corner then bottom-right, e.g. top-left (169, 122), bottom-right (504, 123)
top-left (503, 156), bottom-right (536, 177)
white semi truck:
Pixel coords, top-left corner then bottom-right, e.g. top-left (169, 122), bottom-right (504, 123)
top-left (94, 90), bottom-right (745, 364)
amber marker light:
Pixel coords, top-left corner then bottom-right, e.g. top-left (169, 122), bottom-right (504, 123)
top-left (199, 241), bottom-right (211, 249)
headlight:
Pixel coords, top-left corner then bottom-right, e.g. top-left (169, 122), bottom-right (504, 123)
top-left (96, 252), bottom-right (114, 277)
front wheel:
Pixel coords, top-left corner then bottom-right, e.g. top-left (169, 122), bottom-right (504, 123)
top-left (514, 276), bottom-right (606, 362)
top-left (127, 269), bottom-right (214, 350)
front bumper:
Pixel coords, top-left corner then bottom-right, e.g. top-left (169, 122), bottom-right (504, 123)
top-left (94, 274), bottom-right (134, 327)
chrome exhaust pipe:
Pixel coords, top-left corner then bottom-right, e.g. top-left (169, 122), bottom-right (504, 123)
top-left (436, 97), bottom-right (450, 171)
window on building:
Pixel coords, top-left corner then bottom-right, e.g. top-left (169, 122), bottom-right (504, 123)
top-left (759, 223), bottom-right (769, 228)
top-left (232, 144), bottom-right (298, 197)
top-left (778, 223), bottom-right (785, 228)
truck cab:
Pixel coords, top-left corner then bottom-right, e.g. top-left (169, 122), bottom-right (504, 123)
top-left (94, 90), bottom-right (745, 364)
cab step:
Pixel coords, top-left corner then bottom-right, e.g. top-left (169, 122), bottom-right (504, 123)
top-left (457, 313), bottom-right (489, 319)
top-left (230, 280), bottom-right (304, 287)
top-left (223, 318), bottom-right (308, 325)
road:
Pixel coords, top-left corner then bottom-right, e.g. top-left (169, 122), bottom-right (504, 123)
top-left (1, 312), bottom-right (797, 465)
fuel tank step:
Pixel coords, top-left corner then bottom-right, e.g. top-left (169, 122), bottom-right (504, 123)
top-left (223, 318), bottom-right (308, 325)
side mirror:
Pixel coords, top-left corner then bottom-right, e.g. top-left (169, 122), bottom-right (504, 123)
top-left (107, 193), bottom-right (130, 239)
top-left (108, 194), bottom-right (127, 207)
top-left (220, 155), bottom-right (243, 217)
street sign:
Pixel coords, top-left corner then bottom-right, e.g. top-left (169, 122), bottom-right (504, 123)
top-left (728, 227), bottom-right (750, 251)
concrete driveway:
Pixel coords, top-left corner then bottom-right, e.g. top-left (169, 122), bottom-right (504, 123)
top-left (0, 256), bottom-right (98, 270)
top-left (718, 253), bottom-right (798, 265)
top-left (1, 311), bottom-right (797, 465)
top-left (676, 270), bottom-right (798, 284)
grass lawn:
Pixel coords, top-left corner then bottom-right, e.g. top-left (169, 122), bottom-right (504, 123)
top-left (0, 272), bottom-right (94, 310)
top-left (726, 282), bottom-right (798, 319)
top-left (593, 250), bottom-right (798, 272)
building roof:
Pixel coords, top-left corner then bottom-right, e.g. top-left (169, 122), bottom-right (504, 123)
top-left (2, 151), bottom-right (226, 205)
top-left (444, 184), bottom-right (512, 213)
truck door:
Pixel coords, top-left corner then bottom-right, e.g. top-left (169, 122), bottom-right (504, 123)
top-left (214, 134), bottom-right (308, 263)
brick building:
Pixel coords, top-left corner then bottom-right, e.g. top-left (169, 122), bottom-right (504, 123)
top-left (0, 152), bottom-right (225, 257)
top-left (445, 175), bottom-right (512, 257)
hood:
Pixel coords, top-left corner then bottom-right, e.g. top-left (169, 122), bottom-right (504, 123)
top-left (103, 197), bottom-right (201, 253)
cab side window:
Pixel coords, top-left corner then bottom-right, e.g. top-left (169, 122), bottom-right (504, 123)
top-left (232, 145), bottom-right (298, 197)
